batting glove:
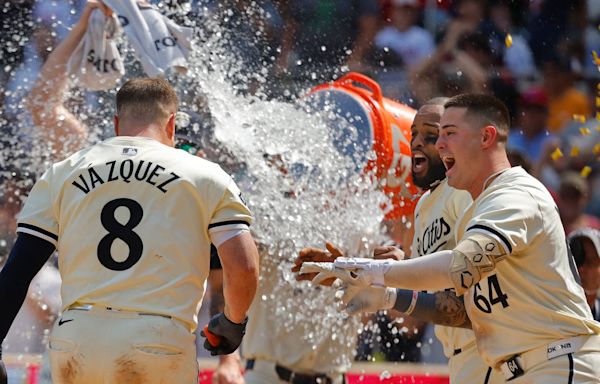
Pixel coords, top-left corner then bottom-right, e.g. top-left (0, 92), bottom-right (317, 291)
top-left (201, 313), bottom-right (247, 356)
top-left (0, 345), bottom-right (6, 384)
top-left (300, 257), bottom-right (394, 287)
top-left (337, 284), bottom-right (397, 315)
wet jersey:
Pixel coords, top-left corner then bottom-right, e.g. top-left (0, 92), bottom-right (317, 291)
top-left (17, 136), bottom-right (252, 331)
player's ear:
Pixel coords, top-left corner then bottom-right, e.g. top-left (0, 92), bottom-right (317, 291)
top-left (166, 112), bottom-right (175, 144)
top-left (114, 115), bottom-right (120, 136)
top-left (481, 125), bottom-right (497, 149)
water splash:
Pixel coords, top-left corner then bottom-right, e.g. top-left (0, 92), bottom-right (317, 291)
top-left (1, 0), bottom-right (391, 368)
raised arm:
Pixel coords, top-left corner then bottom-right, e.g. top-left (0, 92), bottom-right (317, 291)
top-left (26, 1), bottom-right (111, 159)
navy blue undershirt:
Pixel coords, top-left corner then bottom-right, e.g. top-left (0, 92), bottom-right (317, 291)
top-left (0, 233), bottom-right (55, 342)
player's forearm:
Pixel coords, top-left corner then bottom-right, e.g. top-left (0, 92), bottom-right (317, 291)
top-left (27, 18), bottom-right (88, 111)
top-left (393, 289), bottom-right (471, 329)
top-left (207, 272), bottom-right (225, 317)
top-left (218, 232), bottom-right (259, 324)
top-left (384, 250), bottom-right (454, 292)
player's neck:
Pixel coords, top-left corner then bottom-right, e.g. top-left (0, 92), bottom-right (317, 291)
top-left (468, 154), bottom-right (511, 199)
top-left (118, 125), bottom-right (172, 146)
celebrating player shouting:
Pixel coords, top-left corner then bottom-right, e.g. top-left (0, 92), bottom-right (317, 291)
top-left (0, 78), bottom-right (259, 383)
top-left (301, 94), bottom-right (600, 382)
top-left (402, 98), bottom-right (503, 383)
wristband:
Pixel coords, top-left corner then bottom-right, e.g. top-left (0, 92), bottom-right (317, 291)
top-left (404, 290), bottom-right (418, 315)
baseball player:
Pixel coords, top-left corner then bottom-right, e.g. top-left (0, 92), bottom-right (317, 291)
top-left (406, 99), bottom-right (503, 383)
top-left (568, 228), bottom-right (600, 321)
top-left (297, 98), bottom-right (503, 383)
top-left (0, 77), bottom-right (259, 383)
top-left (302, 94), bottom-right (600, 383)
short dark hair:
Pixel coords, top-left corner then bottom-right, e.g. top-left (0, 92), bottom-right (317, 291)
top-left (116, 78), bottom-right (179, 124)
top-left (424, 97), bottom-right (449, 107)
top-left (444, 93), bottom-right (510, 143)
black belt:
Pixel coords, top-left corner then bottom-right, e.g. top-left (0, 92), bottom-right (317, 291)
top-left (246, 359), bottom-right (335, 384)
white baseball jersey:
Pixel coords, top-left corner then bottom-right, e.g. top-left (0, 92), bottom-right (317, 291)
top-left (455, 166), bottom-right (600, 367)
top-left (411, 179), bottom-right (473, 357)
top-left (17, 136), bottom-right (252, 332)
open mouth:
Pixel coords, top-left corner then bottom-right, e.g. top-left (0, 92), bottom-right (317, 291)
top-left (412, 152), bottom-right (428, 173)
top-left (442, 156), bottom-right (455, 171)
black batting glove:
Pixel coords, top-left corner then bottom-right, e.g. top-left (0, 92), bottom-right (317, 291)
top-left (0, 344), bottom-right (7, 384)
top-left (200, 312), bottom-right (247, 355)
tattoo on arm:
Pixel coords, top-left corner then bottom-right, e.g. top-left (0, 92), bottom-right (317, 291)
top-left (409, 290), bottom-right (471, 329)
top-left (433, 291), bottom-right (471, 328)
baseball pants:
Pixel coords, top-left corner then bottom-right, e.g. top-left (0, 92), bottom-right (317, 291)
top-left (48, 305), bottom-right (198, 384)
top-left (501, 335), bottom-right (600, 383)
top-left (448, 342), bottom-right (503, 384)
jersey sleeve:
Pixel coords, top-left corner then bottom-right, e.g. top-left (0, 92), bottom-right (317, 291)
top-left (208, 177), bottom-right (253, 235)
top-left (464, 186), bottom-right (541, 256)
top-left (16, 169), bottom-right (59, 247)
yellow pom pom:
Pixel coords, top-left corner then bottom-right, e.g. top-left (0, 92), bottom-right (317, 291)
top-left (593, 51), bottom-right (600, 66)
top-left (580, 127), bottom-right (592, 136)
top-left (593, 143), bottom-right (600, 156)
top-left (581, 166), bottom-right (592, 178)
top-left (573, 114), bottom-right (586, 123)
top-left (551, 147), bottom-right (564, 161)
top-left (505, 34), bottom-right (513, 48)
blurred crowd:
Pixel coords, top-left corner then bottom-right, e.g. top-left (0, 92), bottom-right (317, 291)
top-left (1, 0), bottom-right (600, 367)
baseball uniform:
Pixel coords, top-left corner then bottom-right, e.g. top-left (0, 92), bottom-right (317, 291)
top-left (17, 136), bottom-right (252, 383)
top-left (242, 249), bottom-right (352, 384)
top-left (413, 179), bottom-right (503, 383)
top-left (454, 166), bottom-right (600, 382)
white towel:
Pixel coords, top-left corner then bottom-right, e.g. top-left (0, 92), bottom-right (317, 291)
top-left (67, 9), bottom-right (124, 91)
top-left (103, 0), bottom-right (193, 77)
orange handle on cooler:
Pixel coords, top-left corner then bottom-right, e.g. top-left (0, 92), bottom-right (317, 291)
top-left (337, 72), bottom-right (384, 105)
top-left (203, 325), bottom-right (221, 347)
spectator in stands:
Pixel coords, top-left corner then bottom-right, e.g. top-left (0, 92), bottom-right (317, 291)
top-left (488, 0), bottom-right (535, 79)
top-left (374, 0), bottom-right (435, 70)
top-left (275, 0), bottom-right (379, 86)
top-left (558, 171), bottom-right (600, 235)
top-left (543, 53), bottom-right (591, 133)
top-left (569, 228), bottom-right (600, 322)
top-left (527, 0), bottom-right (585, 65)
top-left (508, 87), bottom-right (555, 164)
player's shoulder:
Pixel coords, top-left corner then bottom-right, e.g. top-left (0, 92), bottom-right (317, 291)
top-left (478, 167), bottom-right (552, 212)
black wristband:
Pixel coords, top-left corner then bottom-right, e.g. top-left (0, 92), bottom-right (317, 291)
top-left (393, 289), bottom-right (415, 313)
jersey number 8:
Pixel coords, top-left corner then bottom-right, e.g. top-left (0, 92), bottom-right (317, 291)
top-left (97, 198), bottom-right (144, 271)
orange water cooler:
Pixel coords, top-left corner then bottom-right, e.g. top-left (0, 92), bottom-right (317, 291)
top-left (306, 72), bottom-right (418, 220)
